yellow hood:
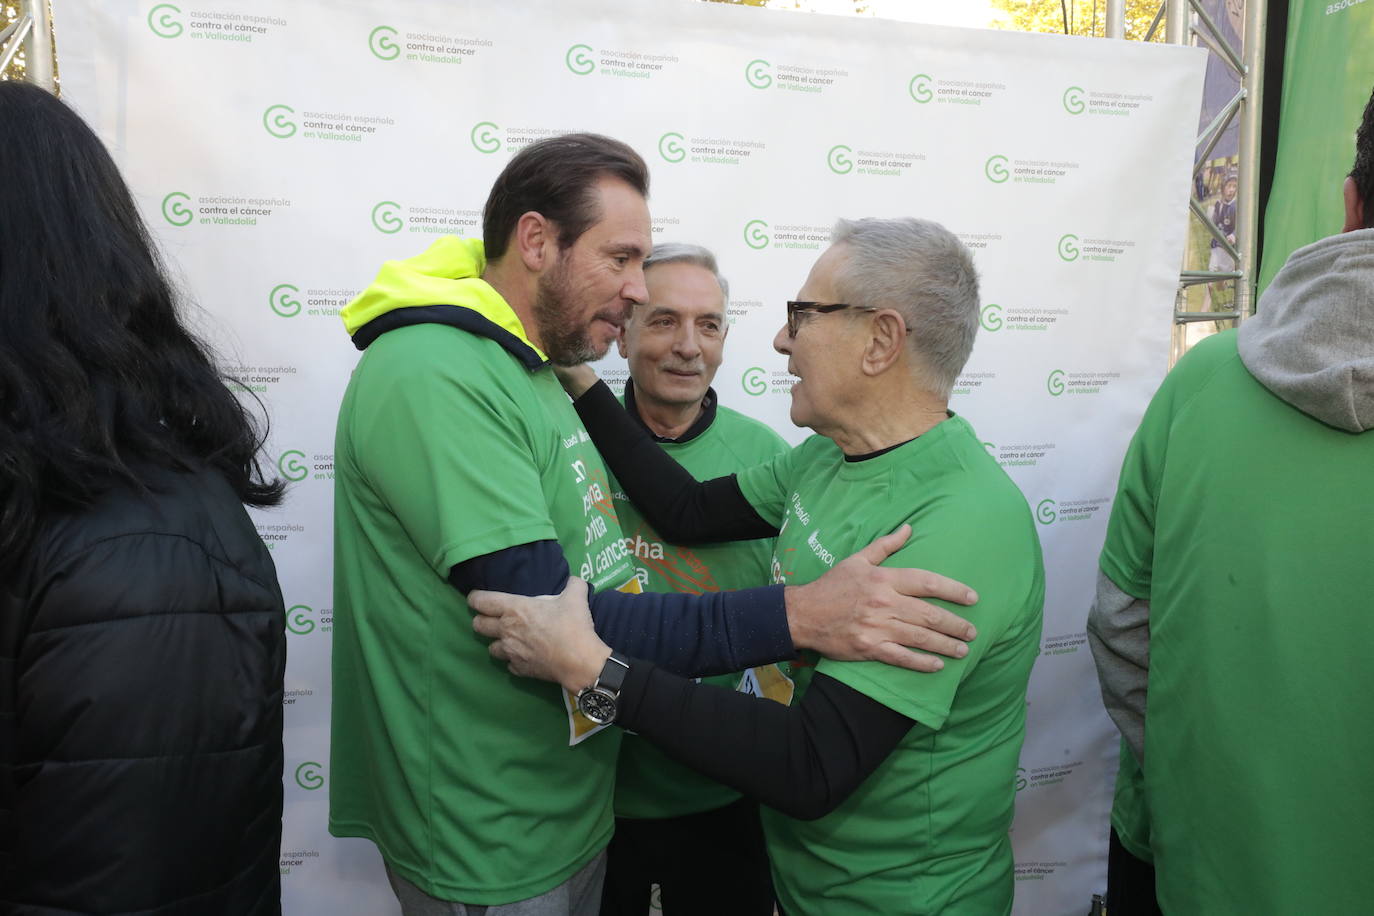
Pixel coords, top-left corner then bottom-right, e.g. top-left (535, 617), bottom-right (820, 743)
top-left (341, 236), bottom-right (546, 361)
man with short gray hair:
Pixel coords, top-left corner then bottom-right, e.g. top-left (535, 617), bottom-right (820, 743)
top-left (471, 217), bottom-right (1046, 914)
top-left (600, 242), bottom-right (787, 915)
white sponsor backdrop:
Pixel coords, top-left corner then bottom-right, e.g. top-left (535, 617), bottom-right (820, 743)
top-left (53, 2), bottom-right (1203, 913)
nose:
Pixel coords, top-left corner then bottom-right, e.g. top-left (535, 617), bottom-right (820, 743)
top-left (772, 323), bottom-right (792, 355)
top-left (673, 325), bottom-right (702, 361)
top-left (623, 265), bottom-right (648, 306)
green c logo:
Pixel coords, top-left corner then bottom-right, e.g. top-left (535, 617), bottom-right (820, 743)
top-left (369, 25), bottom-right (400, 61)
top-left (278, 449), bottom-right (308, 482)
top-left (372, 201), bottom-right (403, 234)
top-left (827, 144), bottom-right (853, 175)
top-left (1046, 370), bottom-right (1066, 397)
top-left (286, 604), bottom-right (315, 635)
top-left (1015, 767), bottom-right (1028, 791)
top-left (1036, 499), bottom-right (1057, 525)
top-left (295, 761), bottom-right (325, 790)
top-left (743, 219), bottom-right (770, 250)
top-left (1057, 234), bottom-right (1080, 262)
top-left (909, 73), bottom-right (933, 103)
top-left (471, 121), bottom-right (500, 154)
top-left (980, 303), bottom-right (1003, 332)
top-left (270, 283), bottom-right (301, 318)
top-left (566, 44), bottom-right (595, 75)
top-left (1063, 86), bottom-right (1086, 115)
top-left (161, 192), bottom-right (192, 227)
top-left (263, 104), bottom-right (296, 139)
top-left (745, 59), bottom-right (772, 90)
top-left (982, 441), bottom-right (996, 453)
top-left (658, 132), bottom-right (685, 163)
top-left (742, 367), bottom-right (767, 396)
top-left (148, 3), bottom-right (182, 38)
top-left (985, 154), bottom-right (1009, 184)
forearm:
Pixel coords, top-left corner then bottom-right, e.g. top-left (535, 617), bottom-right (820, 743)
top-left (616, 666), bottom-right (913, 820)
top-left (589, 586), bottom-right (794, 677)
top-left (573, 380), bottom-right (776, 543)
top-left (1087, 568), bottom-right (1150, 762)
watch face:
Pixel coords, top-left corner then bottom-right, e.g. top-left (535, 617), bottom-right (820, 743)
top-left (577, 687), bottom-right (617, 726)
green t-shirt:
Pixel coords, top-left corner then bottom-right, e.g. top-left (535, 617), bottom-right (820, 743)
top-left (329, 322), bottom-right (638, 904)
top-left (737, 416), bottom-right (1045, 916)
top-left (1099, 330), bottom-right (1374, 913)
top-left (611, 397), bottom-right (790, 820)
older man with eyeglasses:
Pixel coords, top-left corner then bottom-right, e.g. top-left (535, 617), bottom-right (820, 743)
top-left (470, 217), bottom-right (1045, 916)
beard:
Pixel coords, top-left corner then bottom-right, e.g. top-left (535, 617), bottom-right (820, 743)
top-left (533, 255), bottom-right (605, 367)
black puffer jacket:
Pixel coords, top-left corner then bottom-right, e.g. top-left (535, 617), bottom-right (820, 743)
top-left (1, 464), bottom-right (286, 915)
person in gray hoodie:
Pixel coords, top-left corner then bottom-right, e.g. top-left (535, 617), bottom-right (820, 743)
top-left (1087, 84), bottom-right (1374, 915)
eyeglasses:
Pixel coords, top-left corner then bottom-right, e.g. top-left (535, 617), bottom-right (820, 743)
top-left (785, 301), bottom-right (877, 337)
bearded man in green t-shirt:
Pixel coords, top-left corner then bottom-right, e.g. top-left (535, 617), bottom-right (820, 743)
top-left (599, 243), bottom-right (789, 916)
top-left (1088, 84), bottom-right (1374, 915)
top-left (471, 217), bottom-right (1047, 915)
top-left (329, 135), bottom-right (984, 916)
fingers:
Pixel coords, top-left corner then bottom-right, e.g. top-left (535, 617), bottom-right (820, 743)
top-left (886, 567), bottom-right (979, 608)
top-left (881, 616), bottom-right (971, 660)
top-left (467, 589), bottom-right (509, 617)
top-left (854, 524), bottom-right (912, 565)
top-left (472, 613), bottom-right (500, 639)
top-left (888, 595), bottom-right (978, 642)
top-left (869, 641), bottom-right (946, 674)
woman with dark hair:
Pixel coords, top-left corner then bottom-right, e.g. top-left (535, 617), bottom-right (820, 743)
top-left (0, 82), bottom-right (287, 914)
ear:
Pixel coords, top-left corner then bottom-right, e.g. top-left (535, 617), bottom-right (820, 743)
top-left (513, 211), bottom-right (554, 271)
top-left (860, 310), bottom-right (907, 377)
top-left (1343, 176), bottom-right (1366, 233)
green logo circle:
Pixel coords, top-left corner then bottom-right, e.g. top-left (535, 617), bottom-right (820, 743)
top-left (372, 201), bottom-right (403, 234)
top-left (1063, 86), bottom-right (1086, 115)
top-left (1015, 766), bottom-right (1028, 791)
top-left (286, 604), bottom-right (316, 635)
top-left (745, 59), bottom-right (772, 90)
top-left (1046, 370), bottom-right (1066, 397)
top-left (984, 154), bottom-right (1009, 184)
top-left (147, 3), bottom-right (182, 38)
top-left (742, 367), bottom-right (767, 396)
top-left (369, 25), bottom-right (400, 61)
top-left (658, 132), bottom-right (686, 164)
top-left (263, 104), bottom-right (297, 139)
top-left (827, 145), bottom-right (853, 175)
top-left (270, 284), bottom-right (301, 318)
top-left (278, 449), bottom-right (308, 482)
top-left (1035, 499), bottom-right (1057, 525)
top-left (743, 219), bottom-right (770, 250)
top-left (980, 303), bottom-right (1003, 332)
top-left (908, 73), bottom-right (933, 103)
top-left (471, 121), bottom-right (500, 154)
top-left (295, 761), bottom-right (325, 790)
top-left (161, 192), bottom-right (192, 227)
top-left (1057, 234), bottom-right (1080, 262)
top-left (982, 441), bottom-right (996, 453)
top-left (566, 44), bottom-right (595, 75)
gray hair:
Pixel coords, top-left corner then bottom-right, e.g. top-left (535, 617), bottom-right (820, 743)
top-left (643, 242), bottom-right (729, 303)
top-left (830, 217), bottom-right (979, 399)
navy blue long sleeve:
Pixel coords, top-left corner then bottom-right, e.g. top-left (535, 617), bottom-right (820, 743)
top-left (450, 540), bottom-right (794, 677)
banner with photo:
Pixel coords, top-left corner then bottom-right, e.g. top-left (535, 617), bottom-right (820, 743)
top-left (1257, 0), bottom-right (1374, 294)
top-left (52, 2), bottom-right (1204, 913)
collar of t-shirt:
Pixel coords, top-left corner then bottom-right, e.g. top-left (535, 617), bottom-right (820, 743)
top-left (623, 381), bottom-right (718, 444)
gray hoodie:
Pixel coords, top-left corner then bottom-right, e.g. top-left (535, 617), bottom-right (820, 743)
top-left (1238, 227), bottom-right (1374, 432)
top-left (1089, 227), bottom-right (1374, 763)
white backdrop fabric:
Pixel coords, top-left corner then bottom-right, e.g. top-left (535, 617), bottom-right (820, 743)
top-left (52, 2), bottom-right (1204, 913)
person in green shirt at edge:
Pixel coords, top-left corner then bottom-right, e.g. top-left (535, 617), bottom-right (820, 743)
top-left (598, 242), bottom-right (789, 916)
top-left (1087, 84), bottom-right (1374, 916)
top-left (329, 134), bottom-right (984, 916)
top-left (470, 217), bottom-right (1047, 916)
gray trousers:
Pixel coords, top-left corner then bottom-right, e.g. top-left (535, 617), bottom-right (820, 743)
top-left (385, 852), bottom-right (607, 916)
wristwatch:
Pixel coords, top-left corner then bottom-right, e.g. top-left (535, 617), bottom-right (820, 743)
top-left (576, 652), bottom-right (631, 726)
